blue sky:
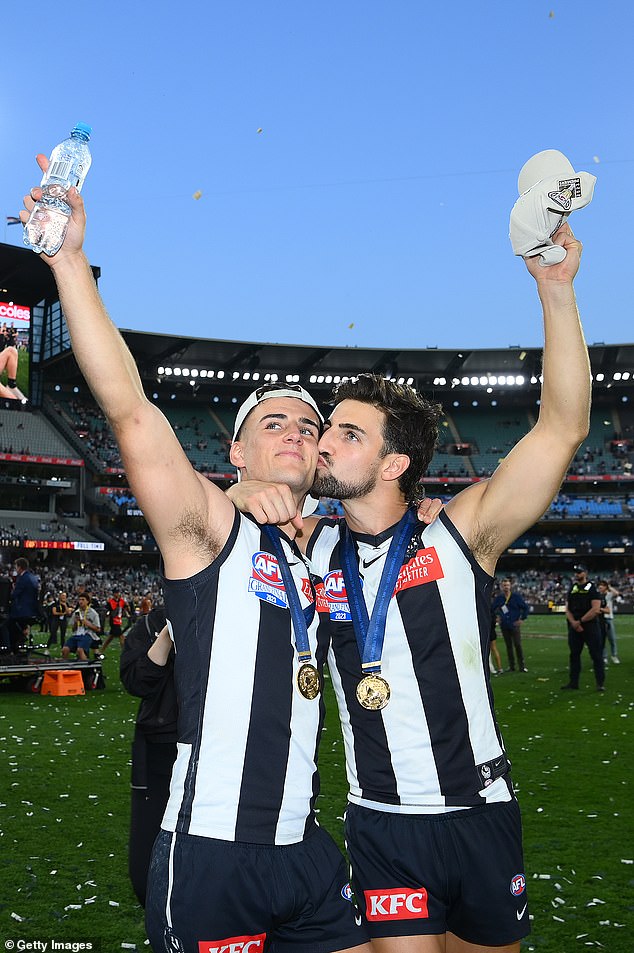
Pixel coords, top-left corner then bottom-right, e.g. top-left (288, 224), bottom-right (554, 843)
top-left (1, 1), bottom-right (632, 351)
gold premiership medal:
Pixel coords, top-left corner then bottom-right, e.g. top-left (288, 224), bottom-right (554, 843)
top-left (356, 674), bottom-right (391, 710)
top-left (297, 663), bottom-right (321, 700)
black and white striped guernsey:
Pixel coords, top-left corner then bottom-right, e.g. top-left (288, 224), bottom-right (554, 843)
top-left (307, 508), bottom-right (514, 812)
top-left (161, 509), bottom-right (329, 845)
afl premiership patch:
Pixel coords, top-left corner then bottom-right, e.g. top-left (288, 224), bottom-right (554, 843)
top-left (323, 569), bottom-right (362, 622)
top-left (248, 551), bottom-right (288, 608)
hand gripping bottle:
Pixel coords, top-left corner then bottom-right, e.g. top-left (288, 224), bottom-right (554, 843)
top-left (24, 122), bottom-right (92, 256)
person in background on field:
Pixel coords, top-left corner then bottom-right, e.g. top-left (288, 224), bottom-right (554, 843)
top-left (562, 565), bottom-right (604, 691)
top-left (8, 557), bottom-right (41, 654)
top-left (62, 593), bottom-right (101, 662)
top-left (492, 578), bottom-right (529, 672)
top-left (47, 590), bottom-right (73, 650)
top-left (120, 605), bottom-right (177, 907)
top-left (597, 579), bottom-right (620, 665)
top-left (102, 588), bottom-right (132, 652)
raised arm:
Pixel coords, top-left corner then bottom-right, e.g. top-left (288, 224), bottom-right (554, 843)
top-left (447, 225), bottom-right (591, 573)
top-left (21, 158), bottom-right (234, 578)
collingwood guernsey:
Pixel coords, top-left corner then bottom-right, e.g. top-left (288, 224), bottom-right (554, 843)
top-left (162, 510), bottom-right (329, 844)
top-left (307, 508), bottom-right (513, 812)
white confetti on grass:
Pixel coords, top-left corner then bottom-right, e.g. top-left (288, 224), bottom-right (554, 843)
top-left (11, 912), bottom-right (25, 921)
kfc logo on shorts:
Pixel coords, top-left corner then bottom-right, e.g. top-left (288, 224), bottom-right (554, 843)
top-left (510, 873), bottom-right (526, 897)
top-left (199, 933), bottom-right (266, 953)
top-left (364, 886), bottom-right (429, 921)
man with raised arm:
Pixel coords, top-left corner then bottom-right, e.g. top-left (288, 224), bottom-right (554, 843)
top-left (21, 160), bottom-right (372, 953)
top-left (230, 222), bottom-right (591, 953)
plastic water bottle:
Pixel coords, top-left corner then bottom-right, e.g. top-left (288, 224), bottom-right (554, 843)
top-left (24, 122), bottom-right (92, 256)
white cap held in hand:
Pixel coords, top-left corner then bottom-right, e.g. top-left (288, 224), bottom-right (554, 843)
top-left (509, 149), bottom-right (596, 266)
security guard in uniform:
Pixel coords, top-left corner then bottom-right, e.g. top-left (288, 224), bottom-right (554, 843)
top-left (562, 565), bottom-right (604, 691)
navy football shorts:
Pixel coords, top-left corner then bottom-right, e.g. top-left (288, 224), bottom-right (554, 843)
top-left (345, 799), bottom-right (529, 946)
top-left (146, 824), bottom-right (368, 953)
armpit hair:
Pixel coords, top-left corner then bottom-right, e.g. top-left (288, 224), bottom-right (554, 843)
top-left (469, 520), bottom-right (500, 563)
top-left (169, 508), bottom-right (221, 561)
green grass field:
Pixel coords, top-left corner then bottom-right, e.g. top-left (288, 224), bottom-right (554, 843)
top-left (0, 615), bottom-right (632, 951)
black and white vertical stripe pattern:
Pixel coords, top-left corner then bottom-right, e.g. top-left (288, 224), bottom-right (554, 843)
top-left (309, 510), bottom-right (513, 811)
top-left (162, 510), bottom-right (329, 845)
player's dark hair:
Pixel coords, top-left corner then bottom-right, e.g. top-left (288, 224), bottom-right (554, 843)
top-left (330, 374), bottom-right (442, 502)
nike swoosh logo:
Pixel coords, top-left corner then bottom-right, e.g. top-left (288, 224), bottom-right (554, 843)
top-left (516, 904), bottom-right (527, 920)
top-left (361, 554), bottom-right (384, 569)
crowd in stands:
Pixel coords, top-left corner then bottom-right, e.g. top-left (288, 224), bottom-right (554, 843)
top-left (5, 559), bottom-right (630, 620)
top-left (1, 518), bottom-right (81, 544)
top-left (45, 392), bottom-right (634, 481)
top-left (34, 561), bottom-right (164, 624)
top-left (500, 567), bottom-right (634, 608)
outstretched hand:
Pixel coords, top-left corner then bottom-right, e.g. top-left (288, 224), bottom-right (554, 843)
top-left (20, 153), bottom-right (87, 264)
top-left (524, 223), bottom-right (582, 284)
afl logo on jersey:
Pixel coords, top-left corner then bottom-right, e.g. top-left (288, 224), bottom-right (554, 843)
top-left (324, 570), bottom-right (348, 602)
top-left (341, 882), bottom-right (354, 902)
top-left (323, 570), bottom-right (357, 622)
top-left (249, 551), bottom-right (288, 609)
top-left (510, 873), bottom-right (526, 897)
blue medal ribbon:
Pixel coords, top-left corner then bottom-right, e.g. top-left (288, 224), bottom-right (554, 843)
top-left (262, 525), bottom-right (316, 662)
top-left (340, 507), bottom-right (418, 674)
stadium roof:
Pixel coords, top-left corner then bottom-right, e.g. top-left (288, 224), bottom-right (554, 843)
top-left (2, 241), bottom-right (632, 403)
top-left (0, 242), bottom-right (100, 305)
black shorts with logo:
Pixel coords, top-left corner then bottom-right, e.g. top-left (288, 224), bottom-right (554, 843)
top-left (146, 824), bottom-right (368, 953)
top-left (345, 799), bottom-right (529, 946)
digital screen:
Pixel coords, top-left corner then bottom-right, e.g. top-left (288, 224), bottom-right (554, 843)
top-left (0, 300), bottom-right (30, 402)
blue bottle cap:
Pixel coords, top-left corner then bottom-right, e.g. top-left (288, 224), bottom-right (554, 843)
top-left (72, 122), bottom-right (92, 139)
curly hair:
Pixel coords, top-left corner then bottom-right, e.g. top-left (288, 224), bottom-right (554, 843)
top-left (330, 374), bottom-right (442, 502)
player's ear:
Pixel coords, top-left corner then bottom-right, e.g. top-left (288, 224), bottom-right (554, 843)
top-left (381, 453), bottom-right (410, 483)
top-left (229, 441), bottom-right (244, 468)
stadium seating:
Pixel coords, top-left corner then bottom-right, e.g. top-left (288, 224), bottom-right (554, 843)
top-left (0, 408), bottom-right (78, 458)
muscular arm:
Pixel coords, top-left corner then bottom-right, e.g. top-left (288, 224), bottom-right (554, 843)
top-left (22, 161), bottom-right (234, 578)
top-left (447, 226), bottom-right (591, 573)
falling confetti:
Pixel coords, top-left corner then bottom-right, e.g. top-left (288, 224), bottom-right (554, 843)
top-left (593, 156), bottom-right (600, 163)
top-left (193, 190), bottom-right (203, 200)
top-left (348, 323), bottom-right (355, 329)
top-left (549, 10), bottom-right (555, 17)
top-left (257, 128), bottom-right (263, 134)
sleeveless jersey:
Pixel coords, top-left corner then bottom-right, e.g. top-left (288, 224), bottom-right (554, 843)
top-left (307, 508), bottom-right (513, 811)
top-left (162, 510), bottom-right (330, 845)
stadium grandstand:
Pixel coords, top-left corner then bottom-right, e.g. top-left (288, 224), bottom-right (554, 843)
top-left (1, 241), bottom-right (632, 611)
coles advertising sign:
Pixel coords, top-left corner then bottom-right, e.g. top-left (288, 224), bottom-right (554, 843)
top-left (0, 301), bottom-right (30, 325)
